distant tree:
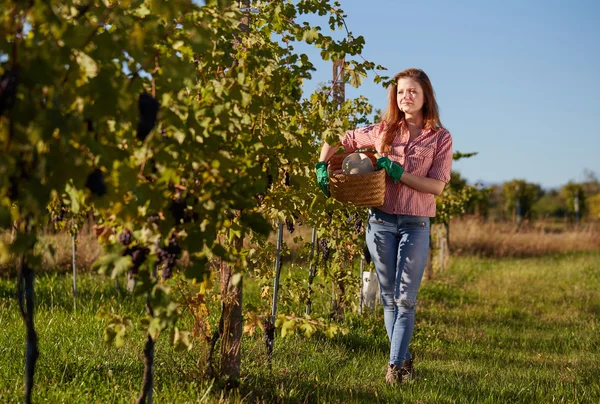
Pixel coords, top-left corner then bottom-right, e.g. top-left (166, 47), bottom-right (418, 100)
top-left (486, 184), bottom-right (506, 221)
top-left (448, 171), bottom-right (491, 218)
top-left (583, 168), bottom-right (599, 183)
top-left (588, 193), bottom-right (600, 220)
top-left (582, 169), bottom-right (600, 196)
top-left (503, 179), bottom-right (543, 221)
top-left (561, 182), bottom-right (587, 220)
top-left (532, 189), bottom-right (567, 219)
top-left (448, 171), bottom-right (468, 191)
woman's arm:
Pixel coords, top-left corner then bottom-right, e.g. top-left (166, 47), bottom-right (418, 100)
top-left (319, 141), bottom-right (341, 162)
top-left (400, 172), bottom-right (446, 196)
top-left (319, 124), bottom-right (379, 162)
top-left (399, 128), bottom-right (452, 196)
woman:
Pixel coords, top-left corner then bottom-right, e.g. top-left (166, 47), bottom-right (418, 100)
top-left (315, 68), bottom-right (453, 384)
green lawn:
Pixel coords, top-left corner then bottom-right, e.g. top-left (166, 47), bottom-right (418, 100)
top-left (1, 251), bottom-right (599, 403)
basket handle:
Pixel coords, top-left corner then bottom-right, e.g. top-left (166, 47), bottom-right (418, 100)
top-left (354, 148), bottom-right (382, 159)
top-left (354, 148), bottom-right (377, 154)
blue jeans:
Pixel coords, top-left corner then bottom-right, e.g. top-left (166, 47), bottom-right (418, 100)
top-left (365, 208), bottom-right (430, 367)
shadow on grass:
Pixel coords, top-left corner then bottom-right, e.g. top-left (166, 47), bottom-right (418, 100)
top-left (46, 360), bottom-right (142, 386)
top-left (0, 273), bottom-right (141, 313)
top-left (306, 326), bottom-right (389, 358)
top-left (236, 372), bottom-right (383, 404)
top-left (419, 280), bottom-right (476, 307)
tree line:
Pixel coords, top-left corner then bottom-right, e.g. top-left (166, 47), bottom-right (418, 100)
top-left (450, 169), bottom-right (600, 222)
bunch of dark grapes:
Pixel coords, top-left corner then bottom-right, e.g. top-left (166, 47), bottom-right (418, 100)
top-left (125, 247), bottom-right (150, 275)
top-left (137, 93), bottom-right (159, 141)
top-left (267, 173), bottom-right (273, 189)
top-left (345, 212), bottom-right (363, 234)
top-left (85, 168), bottom-right (107, 196)
top-left (0, 68), bottom-right (19, 116)
top-left (118, 229), bottom-right (133, 246)
top-left (156, 235), bottom-right (181, 280)
top-left (354, 218), bottom-right (363, 233)
top-left (284, 170), bottom-right (290, 187)
top-left (346, 212), bottom-right (356, 225)
top-left (319, 238), bottom-right (330, 262)
top-left (146, 214), bottom-right (160, 224)
top-left (285, 218), bottom-right (295, 234)
top-left (51, 204), bottom-right (68, 224)
top-left (118, 230), bottom-right (150, 276)
top-left (264, 319), bottom-right (275, 355)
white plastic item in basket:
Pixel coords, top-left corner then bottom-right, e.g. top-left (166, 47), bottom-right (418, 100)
top-left (341, 153), bottom-right (374, 175)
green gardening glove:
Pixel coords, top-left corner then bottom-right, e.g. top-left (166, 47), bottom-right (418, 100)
top-left (315, 161), bottom-right (330, 197)
top-left (376, 156), bottom-right (404, 184)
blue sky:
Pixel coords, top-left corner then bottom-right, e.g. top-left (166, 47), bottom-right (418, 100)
top-left (297, 0), bottom-right (600, 189)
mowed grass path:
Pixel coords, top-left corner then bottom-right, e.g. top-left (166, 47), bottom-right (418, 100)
top-left (1, 251), bottom-right (599, 403)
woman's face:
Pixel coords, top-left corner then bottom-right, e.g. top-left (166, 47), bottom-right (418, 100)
top-left (396, 78), bottom-right (425, 115)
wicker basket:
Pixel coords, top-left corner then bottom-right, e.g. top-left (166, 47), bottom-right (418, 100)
top-left (328, 151), bottom-right (386, 207)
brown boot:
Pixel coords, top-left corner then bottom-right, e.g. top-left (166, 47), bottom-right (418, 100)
top-left (400, 359), bottom-right (414, 382)
top-left (385, 364), bottom-right (401, 385)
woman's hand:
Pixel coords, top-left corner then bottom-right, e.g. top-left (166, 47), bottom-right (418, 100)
top-left (315, 161), bottom-right (330, 197)
top-left (376, 156), bottom-right (404, 184)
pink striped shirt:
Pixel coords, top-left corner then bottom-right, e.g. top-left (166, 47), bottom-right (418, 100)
top-left (341, 122), bottom-right (453, 217)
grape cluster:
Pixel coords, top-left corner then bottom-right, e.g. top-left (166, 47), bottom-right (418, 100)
top-left (284, 170), bottom-right (290, 187)
top-left (346, 212), bottom-right (363, 234)
top-left (85, 168), bottom-right (107, 196)
top-left (118, 230), bottom-right (149, 275)
top-left (319, 238), bottom-right (330, 262)
top-left (285, 218), bottom-right (295, 234)
top-left (125, 247), bottom-right (150, 275)
top-left (156, 236), bottom-right (181, 280)
top-left (51, 203), bottom-right (68, 224)
top-left (137, 93), bottom-right (159, 141)
top-left (345, 213), bottom-right (355, 225)
top-left (264, 319), bottom-right (275, 355)
top-left (118, 229), bottom-right (133, 246)
top-left (146, 214), bottom-right (160, 224)
top-left (354, 219), bottom-right (363, 234)
top-left (0, 68), bottom-right (19, 116)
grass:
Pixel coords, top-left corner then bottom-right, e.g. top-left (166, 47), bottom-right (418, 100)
top-left (1, 250), bottom-right (599, 403)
